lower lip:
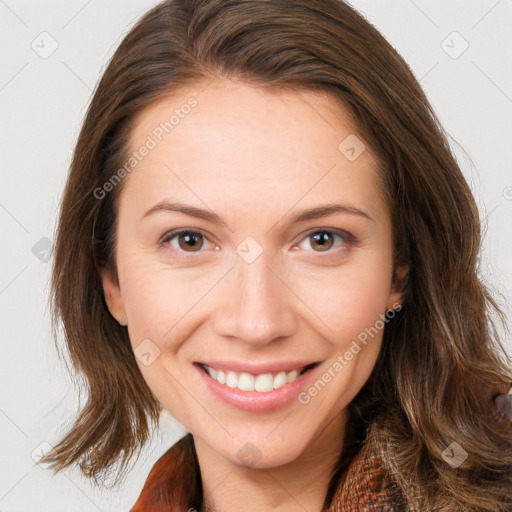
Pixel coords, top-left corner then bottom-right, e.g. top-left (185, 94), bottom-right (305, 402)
top-left (194, 363), bottom-right (320, 413)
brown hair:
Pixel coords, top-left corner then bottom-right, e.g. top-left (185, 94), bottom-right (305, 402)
top-left (41, 0), bottom-right (512, 509)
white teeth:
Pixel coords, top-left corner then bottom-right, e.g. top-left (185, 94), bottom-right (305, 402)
top-left (273, 371), bottom-right (287, 389)
top-left (226, 371), bottom-right (238, 388)
top-left (238, 373), bottom-right (254, 391)
top-left (203, 365), bottom-right (308, 392)
top-left (287, 369), bottom-right (298, 383)
top-left (255, 373), bottom-right (273, 392)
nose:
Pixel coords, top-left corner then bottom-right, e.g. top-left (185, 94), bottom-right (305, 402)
top-left (213, 252), bottom-right (297, 345)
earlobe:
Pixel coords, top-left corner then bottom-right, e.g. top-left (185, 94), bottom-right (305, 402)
top-left (387, 264), bottom-right (409, 310)
top-left (100, 266), bottom-right (128, 326)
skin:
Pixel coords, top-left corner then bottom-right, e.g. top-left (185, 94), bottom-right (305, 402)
top-left (101, 78), bottom-right (406, 512)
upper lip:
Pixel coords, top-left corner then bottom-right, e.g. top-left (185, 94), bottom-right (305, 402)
top-left (195, 360), bottom-right (320, 374)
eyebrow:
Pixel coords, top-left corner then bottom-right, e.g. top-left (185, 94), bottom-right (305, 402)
top-left (141, 200), bottom-right (373, 227)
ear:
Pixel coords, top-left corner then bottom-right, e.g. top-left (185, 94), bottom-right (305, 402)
top-left (100, 265), bottom-right (128, 326)
top-left (386, 263), bottom-right (408, 310)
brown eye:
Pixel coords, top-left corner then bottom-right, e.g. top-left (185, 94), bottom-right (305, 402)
top-left (160, 229), bottom-right (213, 254)
top-left (309, 231), bottom-right (334, 252)
top-left (176, 231), bottom-right (204, 252)
top-left (296, 229), bottom-right (355, 253)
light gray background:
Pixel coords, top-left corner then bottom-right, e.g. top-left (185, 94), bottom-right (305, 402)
top-left (1, 1), bottom-right (511, 510)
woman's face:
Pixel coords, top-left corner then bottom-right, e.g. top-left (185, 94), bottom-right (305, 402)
top-left (101, 79), bottom-right (404, 468)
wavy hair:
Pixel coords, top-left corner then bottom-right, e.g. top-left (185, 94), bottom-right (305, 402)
top-left (40, 0), bottom-right (512, 509)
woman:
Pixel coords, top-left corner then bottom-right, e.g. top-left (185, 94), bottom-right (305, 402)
top-left (39, 0), bottom-right (512, 510)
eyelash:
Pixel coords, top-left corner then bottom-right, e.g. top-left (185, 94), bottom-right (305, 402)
top-left (159, 228), bottom-right (356, 258)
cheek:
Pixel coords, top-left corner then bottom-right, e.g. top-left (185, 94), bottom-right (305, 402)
top-left (117, 262), bottom-right (202, 418)
top-left (292, 262), bottom-right (392, 410)
top-left (119, 257), bottom-right (228, 346)
top-left (292, 254), bottom-right (393, 348)
top-left (120, 268), bottom-right (171, 342)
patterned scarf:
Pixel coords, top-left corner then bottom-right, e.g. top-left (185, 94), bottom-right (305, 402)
top-left (130, 390), bottom-right (512, 511)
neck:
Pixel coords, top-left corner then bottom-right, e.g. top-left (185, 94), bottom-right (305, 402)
top-left (194, 411), bottom-right (347, 512)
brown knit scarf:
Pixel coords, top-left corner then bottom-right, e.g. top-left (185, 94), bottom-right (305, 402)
top-left (130, 391), bottom-right (512, 511)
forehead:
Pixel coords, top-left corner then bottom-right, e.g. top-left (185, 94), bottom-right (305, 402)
top-left (120, 79), bottom-right (387, 224)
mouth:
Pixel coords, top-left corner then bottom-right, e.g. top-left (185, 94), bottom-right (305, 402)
top-left (194, 361), bottom-right (320, 393)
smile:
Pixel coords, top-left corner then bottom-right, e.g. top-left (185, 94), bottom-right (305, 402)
top-left (198, 362), bottom-right (318, 393)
